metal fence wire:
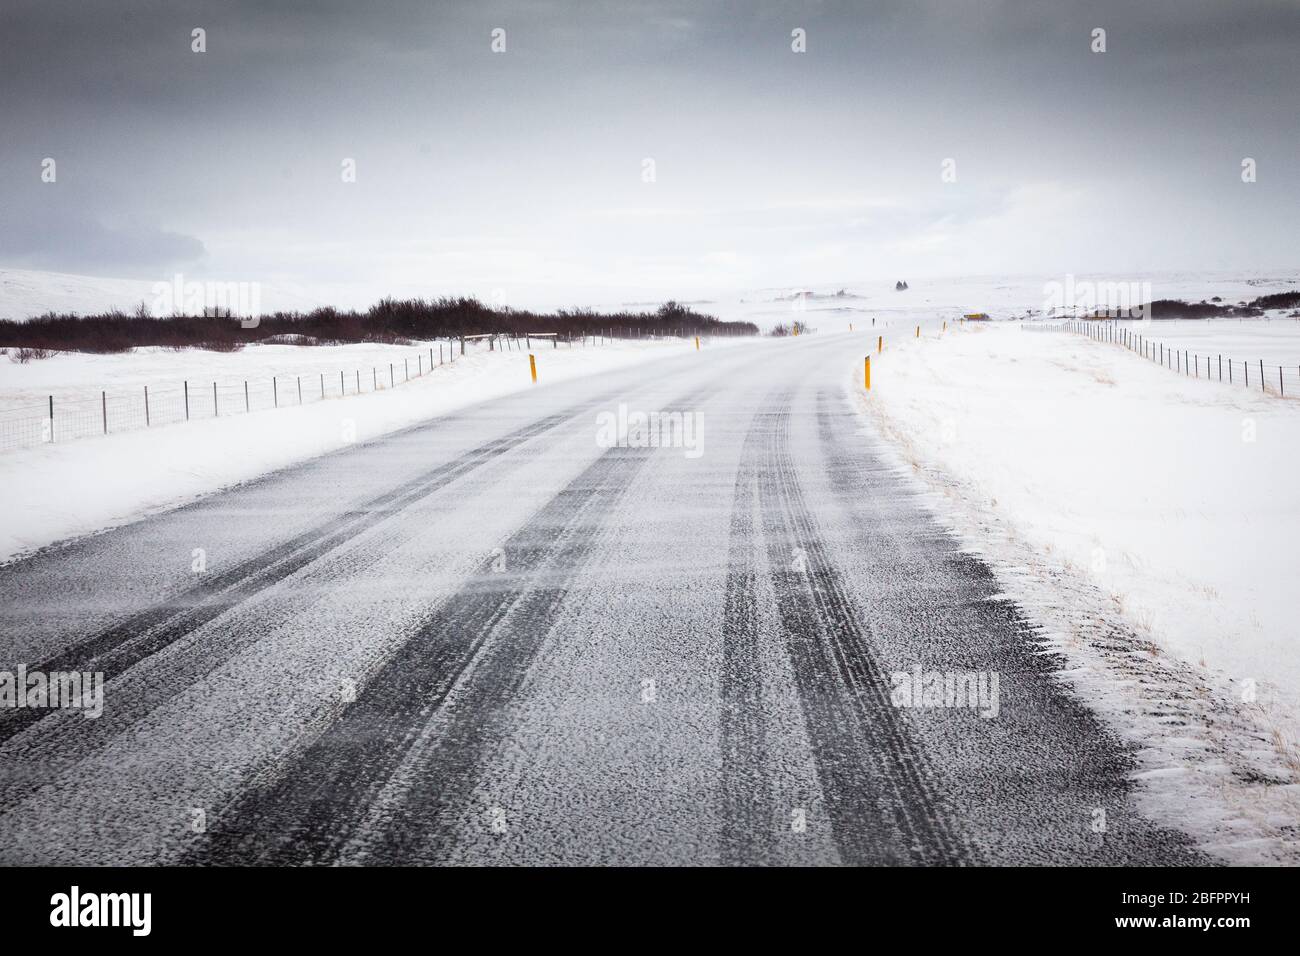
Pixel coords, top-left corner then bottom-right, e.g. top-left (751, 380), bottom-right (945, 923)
top-left (0, 340), bottom-right (475, 453)
top-left (1028, 320), bottom-right (1300, 399)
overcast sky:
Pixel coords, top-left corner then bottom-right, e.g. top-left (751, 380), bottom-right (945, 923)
top-left (2, 0), bottom-right (1297, 306)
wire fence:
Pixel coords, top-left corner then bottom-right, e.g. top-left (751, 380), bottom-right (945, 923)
top-left (1, 336), bottom-right (463, 453)
top-left (1028, 320), bottom-right (1300, 399)
top-left (0, 346), bottom-right (458, 452)
top-left (0, 327), bottom-right (731, 453)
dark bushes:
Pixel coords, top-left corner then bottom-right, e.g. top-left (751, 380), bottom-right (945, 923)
top-left (0, 298), bottom-right (757, 354)
top-left (1146, 299), bottom-right (1263, 319)
top-left (1251, 291), bottom-right (1300, 311)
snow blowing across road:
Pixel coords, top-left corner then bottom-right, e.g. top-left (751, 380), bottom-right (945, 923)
top-left (859, 319), bottom-right (1300, 862)
top-left (0, 337), bottom-right (723, 562)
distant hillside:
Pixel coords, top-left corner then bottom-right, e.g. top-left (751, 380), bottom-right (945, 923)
top-left (0, 268), bottom-right (325, 321)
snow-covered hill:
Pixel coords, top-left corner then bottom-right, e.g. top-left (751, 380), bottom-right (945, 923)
top-left (0, 268), bottom-right (328, 321)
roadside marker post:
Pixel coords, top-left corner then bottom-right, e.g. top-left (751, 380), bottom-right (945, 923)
top-left (878, 335), bottom-right (883, 354)
top-left (915, 325), bottom-right (920, 338)
top-left (864, 355), bottom-right (871, 391)
top-left (529, 353), bottom-right (537, 383)
top-left (695, 335), bottom-right (700, 351)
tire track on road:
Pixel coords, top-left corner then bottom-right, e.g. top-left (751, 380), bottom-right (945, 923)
top-left (187, 389), bottom-right (713, 865)
top-left (755, 388), bottom-right (971, 865)
top-left (813, 389), bottom-right (1210, 864)
top-left (719, 409), bottom-right (777, 865)
top-left (0, 400), bottom-right (606, 748)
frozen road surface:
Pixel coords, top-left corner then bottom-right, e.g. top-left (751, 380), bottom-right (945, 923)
top-left (0, 335), bottom-right (1204, 865)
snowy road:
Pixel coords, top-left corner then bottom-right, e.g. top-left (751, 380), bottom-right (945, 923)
top-left (0, 334), bottom-right (1205, 865)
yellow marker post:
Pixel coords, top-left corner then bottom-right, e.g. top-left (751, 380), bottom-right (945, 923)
top-left (529, 353), bottom-right (537, 383)
top-left (864, 355), bottom-right (871, 391)
top-left (694, 335), bottom-right (700, 351)
top-left (877, 335), bottom-right (882, 354)
top-left (943, 320), bottom-right (947, 332)
top-left (915, 325), bottom-right (920, 338)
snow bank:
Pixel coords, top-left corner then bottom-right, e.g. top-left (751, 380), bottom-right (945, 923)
top-left (858, 320), bottom-right (1300, 861)
top-left (864, 320), bottom-right (1300, 714)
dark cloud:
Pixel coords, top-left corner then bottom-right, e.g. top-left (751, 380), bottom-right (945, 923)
top-left (0, 0), bottom-right (1295, 291)
top-left (0, 182), bottom-right (205, 276)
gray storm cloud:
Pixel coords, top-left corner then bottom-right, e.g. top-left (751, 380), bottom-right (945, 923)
top-left (0, 0), bottom-right (1296, 299)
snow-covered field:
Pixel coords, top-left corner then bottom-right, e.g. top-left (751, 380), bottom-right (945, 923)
top-left (1113, 318), bottom-right (1300, 382)
top-left (0, 336), bottom-right (635, 450)
top-left (0, 336), bottom-right (725, 563)
top-left (859, 319), bottom-right (1300, 860)
top-left (702, 270), bottom-right (1300, 333)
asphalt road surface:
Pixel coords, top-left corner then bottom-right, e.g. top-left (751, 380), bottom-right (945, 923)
top-left (0, 335), bottom-right (1205, 865)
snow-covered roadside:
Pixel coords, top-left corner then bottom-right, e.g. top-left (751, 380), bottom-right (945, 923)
top-left (0, 338), bottom-right (732, 563)
top-left (855, 321), bottom-right (1300, 863)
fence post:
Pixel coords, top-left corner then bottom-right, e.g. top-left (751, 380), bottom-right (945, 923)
top-left (341, 370), bottom-right (345, 394)
top-left (245, 380), bottom-right (249, 412)
top-left (320, 373), bottom-right (324, 398)
top-left (439, 344), bottom-right (444, 365)
top-left (184, 380), bottom-right (190, 420)
top-left (102, 391), bottom-right (107, 434)
top-left (405, 358), bottom-right (409, 381)
top-left (213, 381), bottom-right (218, 416)
top-left (1260, 359), bottom-right (1265, 393)
top-left (145, 386), bottom-right (150, 427)
top-left (373, 367), bottom-right (377, 390)
top-left (298, 376), bottom-right (302, 404)
top-left (273, 376), bottom-right (277, 408)
top-left (356, 370), bottom-right (360, 393)
top-left (390, 363), bottom-right (394, 387)
top-left (49, 395), bottom-right (54, 442)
